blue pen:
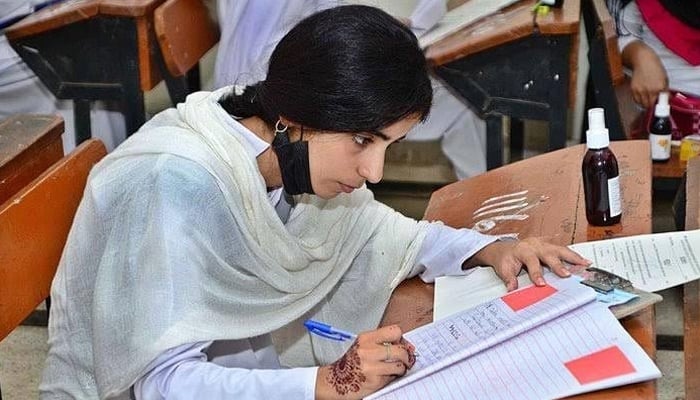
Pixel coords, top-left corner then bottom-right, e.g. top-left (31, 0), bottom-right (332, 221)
top-left (303, 320), bottom-right (420, 358)
top-left (304, 319), bottom-right (357, 342)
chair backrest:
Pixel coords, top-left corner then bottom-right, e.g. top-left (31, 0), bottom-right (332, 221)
top-left (0, 139), bottom-right (106, 341)
top-left (687, 157), bottom-right (700, 230)
top-left (583, 0), bottom-right (642, 140)
top-left (154, 0), bottom-right (219, 78)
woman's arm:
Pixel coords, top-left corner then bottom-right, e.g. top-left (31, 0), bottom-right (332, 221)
top-left (622, 41), bottom-right (668, 108)
top-left (617, 1), bottom-right (668, 107)
top-left (135, 326), bottom-right (416, 400)
top-left (134, 342), bottom-right (318, 400)
top-left (413, 224), bottom-right (590, 291)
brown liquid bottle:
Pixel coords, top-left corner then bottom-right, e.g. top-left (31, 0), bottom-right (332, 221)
top-left (582, 108), bottom-right (622, 226)
top-left (649, 91), bottom-right (672, 162)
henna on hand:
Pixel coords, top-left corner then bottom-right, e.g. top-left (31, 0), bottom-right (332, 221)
top-left (398, 337), bottom-right (416, 368)
top-left (326, 341), bottom-right (366, 396)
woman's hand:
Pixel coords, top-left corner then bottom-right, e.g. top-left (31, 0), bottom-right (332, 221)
top-left (465, 237), bottom-right (591, 291)
top-left (315, 325), bottom-right (416, 400)
top-left (622, 41), bottom-right (669, 108)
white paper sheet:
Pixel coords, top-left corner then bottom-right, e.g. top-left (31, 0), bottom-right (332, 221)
top-left (569, 229), bottom-right (700, 292)
top-left (418, 0), bottom-right (520, 48)
top-left (348, 0), bottom-right (446, 37)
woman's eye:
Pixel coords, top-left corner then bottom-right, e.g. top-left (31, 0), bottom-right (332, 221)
top-left (352, 135), bottom-right (372, 146)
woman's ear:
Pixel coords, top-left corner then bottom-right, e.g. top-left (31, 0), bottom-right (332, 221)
top-left (278, 116), bottom-right (299, 129)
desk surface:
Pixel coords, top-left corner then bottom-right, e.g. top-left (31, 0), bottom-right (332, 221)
top-left (0, 115), bottom-right (64, 205)
top-left (382, 140), bottom-right (656, 399)
top-left (5, 0), bottom-right (164, 39)
top-left (426, 0), bottom-right (580, 66)
top-left (6, 0), bottom-right (166, 92)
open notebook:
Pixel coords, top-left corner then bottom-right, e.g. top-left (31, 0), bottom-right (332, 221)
top-left (367, 276), bottom-right (660, 400)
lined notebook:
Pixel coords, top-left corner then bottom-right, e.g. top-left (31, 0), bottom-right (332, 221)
top-left (367, 276), bottom-right (660, 400)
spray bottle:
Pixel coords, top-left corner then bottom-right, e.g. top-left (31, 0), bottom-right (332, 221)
top-left (582, 108), bottom-right (622, 226)
top-left (649, 91), bottom-right (672, 162)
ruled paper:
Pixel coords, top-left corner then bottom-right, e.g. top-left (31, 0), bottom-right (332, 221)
top-left (366, 276), bottom-right (597, 399)
top-left (372, 302), bottom-right (660, 400)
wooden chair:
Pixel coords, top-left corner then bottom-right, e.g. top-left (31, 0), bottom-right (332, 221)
top-left (154, 0), bottom-right (219, 104)
top-left (683, 156), bottom-right (700, 399)
top-left (583, 0), bottom-right (642, 141)
top-left (0, 139), bottom-right (106, 398)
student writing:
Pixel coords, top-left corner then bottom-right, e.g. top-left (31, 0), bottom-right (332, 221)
top-left (39, 6), bottom-right (589, 400)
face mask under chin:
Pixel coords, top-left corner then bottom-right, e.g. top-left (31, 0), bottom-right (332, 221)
top-left (271, 130), bottom-right (315, 195)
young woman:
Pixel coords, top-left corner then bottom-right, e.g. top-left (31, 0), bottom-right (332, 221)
top-left (40, 6), bottom-right (588, 400)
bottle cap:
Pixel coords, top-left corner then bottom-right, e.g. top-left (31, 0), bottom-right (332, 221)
top-left (586, 108), bottom-right (610, 149)
top-left (655, 92), bottom-right (670, 117)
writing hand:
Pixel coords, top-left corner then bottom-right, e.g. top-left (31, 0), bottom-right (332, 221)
top-left (465, 237), bottom-right (591, 291)
top-left (315, 325), bottom-right (416, 400)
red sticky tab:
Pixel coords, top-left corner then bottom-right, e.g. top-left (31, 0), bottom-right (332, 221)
top-left (501, 284), bottom-right (557, 311)
top-left (565, 346), bottom-right (636, 385)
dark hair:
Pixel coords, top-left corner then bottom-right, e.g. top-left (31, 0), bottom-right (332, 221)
top-left (219, 5), bottom-right (432, 134)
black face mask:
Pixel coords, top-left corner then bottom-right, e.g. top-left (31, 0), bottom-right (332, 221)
top-left (272, 129), bottom-right (314, 195)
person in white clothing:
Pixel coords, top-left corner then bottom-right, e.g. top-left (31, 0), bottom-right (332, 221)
top-left (0, 0), bottom-right (126, 152)
top-left (213, 0), bottom-right (487, 179)
top-left (40, 6), bottom-right (588, 399)
top-left (607, 0), bottom-right (700, 107)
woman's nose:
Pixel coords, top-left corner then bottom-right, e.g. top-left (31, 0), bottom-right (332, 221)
top-left (359, 150), bottom-right (385, 184)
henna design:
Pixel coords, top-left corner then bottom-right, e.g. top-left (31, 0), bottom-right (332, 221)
top-left (399, 337), bottom-right (416, 368)
top-left (326, 341), bottom-right (366, 396)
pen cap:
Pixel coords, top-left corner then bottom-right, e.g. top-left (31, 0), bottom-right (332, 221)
top-left (586, 108), bottom-right (610, 149)
top-left (654, 91), bottom-right (670, 117)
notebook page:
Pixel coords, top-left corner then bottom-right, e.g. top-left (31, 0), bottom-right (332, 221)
top-left (373, 302), bottom-right (660, 400)
top-left (366, 276), bottom-right (596, 399)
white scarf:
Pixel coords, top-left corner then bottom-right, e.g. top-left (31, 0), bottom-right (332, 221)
top-left (43, 88), bottom-right (430, 398)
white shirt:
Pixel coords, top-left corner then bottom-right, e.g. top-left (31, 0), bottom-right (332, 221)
top-left (213, 0), bottom-right (446, 89)
top-left (617, 1), bottom-right (700, 97)
top-left (133, 114), bottom-right (497, 400)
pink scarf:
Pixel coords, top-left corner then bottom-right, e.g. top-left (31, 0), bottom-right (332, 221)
top-left (637, 0), bottom-right (700, 65)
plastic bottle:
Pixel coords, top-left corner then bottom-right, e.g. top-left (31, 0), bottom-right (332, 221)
top-left (649, 91), bottom-right (672, 162)
top-left (582, 108), bottom-right (622, 226)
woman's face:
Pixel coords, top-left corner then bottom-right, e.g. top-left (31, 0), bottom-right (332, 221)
top-left (303, 116), bottom-right (421, 199)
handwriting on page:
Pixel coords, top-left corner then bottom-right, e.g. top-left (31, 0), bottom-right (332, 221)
top-left (408, 301), bottom-right (521, 367)
top-left (408, 284), bottom-right (567, 369)
top-left (377, 302), bottom-right (660, 400)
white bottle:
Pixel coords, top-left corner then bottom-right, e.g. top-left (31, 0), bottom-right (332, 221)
top-left (649, 92), bottom-right (672, 162)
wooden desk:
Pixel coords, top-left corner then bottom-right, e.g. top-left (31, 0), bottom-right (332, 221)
top-left (4, 0), bottom-right (187, 144)
top-left (0, 115), bottom-right (64, 205)
top-left (382, 140), bottom-right (656, 398)
top-left (426, 0), bottom-right (581, 169)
